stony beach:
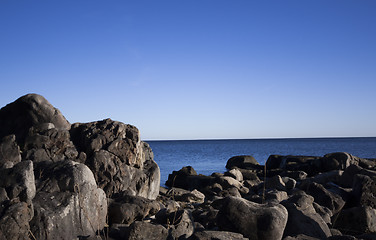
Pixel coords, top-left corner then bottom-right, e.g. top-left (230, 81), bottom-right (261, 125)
top-left (1, 94), bottom-right (376, 240)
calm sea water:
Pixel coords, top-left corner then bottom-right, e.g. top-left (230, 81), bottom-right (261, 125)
top-left (146, 138), bottom-right (376, 185)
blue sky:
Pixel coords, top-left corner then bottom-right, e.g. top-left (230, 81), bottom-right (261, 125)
top-left (1, 1), bottom-right (375, 140)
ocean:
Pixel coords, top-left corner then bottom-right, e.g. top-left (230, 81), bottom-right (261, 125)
top-left (146, 137), bottom-right (376, 185)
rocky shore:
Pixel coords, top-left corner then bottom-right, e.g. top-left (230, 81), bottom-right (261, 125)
top-left (0, 94), bottom-right (376, 240)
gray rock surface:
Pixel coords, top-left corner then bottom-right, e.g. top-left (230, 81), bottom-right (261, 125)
top-left (108, 194), bottom-right (160, 225)
top-left (127, 221), bottom-right (169, 240)
top-left (216, 196), bottom-right (288, 240)
top-left (30, 160), bottom-right (107, 239)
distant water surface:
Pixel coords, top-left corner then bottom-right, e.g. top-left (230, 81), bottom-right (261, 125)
top-left (146, 138), bottom-right (376, 186)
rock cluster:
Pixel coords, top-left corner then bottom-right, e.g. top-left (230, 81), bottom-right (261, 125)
top-left (0, 94), bottom-right (160, 239)
top-left (159, 153), bottom-right (376, 240)
top-left (1, 94), bottom-right (376, 240)
top-left (104, 154), bottom-right (376, 239)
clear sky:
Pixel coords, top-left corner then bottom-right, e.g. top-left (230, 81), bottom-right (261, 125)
top-left (1, 1), bottom-right (375, 140)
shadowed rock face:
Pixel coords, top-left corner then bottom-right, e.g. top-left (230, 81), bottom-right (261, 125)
top-left (0, 94), bottom-right (70, 146)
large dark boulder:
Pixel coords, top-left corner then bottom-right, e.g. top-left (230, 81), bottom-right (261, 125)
top-left (0, 94), bottom-right (70, 146)
top-left (226, 155), bottom-right (261, 170)
top-left (282, 192), bottom-right (332, 239)
top-left (165, 166), bottom-right (198, 189)
top-left (322, 152), bottom-right (360, 172)
top-left (70, 119), bottom-right (143, 168)
top-left (71, 119), bottom-right (160, 199)
top-left (302, 182), bottom-right (345, 215)
top-left (351, 174), bottom-right (376, 209)
top-left (216, 196), bottom-right (288, 240)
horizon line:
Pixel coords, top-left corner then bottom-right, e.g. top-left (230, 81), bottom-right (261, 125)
top-left (143, 135), bottom-right (376, 142)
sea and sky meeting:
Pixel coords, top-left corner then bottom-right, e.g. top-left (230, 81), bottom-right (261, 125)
top-left (1, 0), bottom-right (375, 140)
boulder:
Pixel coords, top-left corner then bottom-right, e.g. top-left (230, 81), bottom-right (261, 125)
top-left (226, 155), bottom-right (261, 170)
top-left (312, 202), bottom-right (332, 224)
top-left (169, 210), bottom-right (195, 240)
top-left (216, 196), bottom-right (288, 240)
top-left (0, 160), bottom-right (35, 203)
top-left (266, 155), bottom-right (321, 176)
top-left (108, 194), bottom-right (160, 225)
top-left (238, 168), bottom-right (260, 181)
top-left (30, 160), bottom-right (107, 239)
top-left (217, 176), bottom-right (242, 189)
top-left (351, 174), bottom-right (376, 209)
top-left (156, 209), bottom-right (194, 239)
top-left (265, 189), bottom-right (289, 203)
top-left (191, 205), bottom-right (219, 230)
top-left (282, 176), bottom-right (297, 190)
top-left (282, 192), bottom-right (332, 239)
top-left (187, 175), bottom-right (216, 192)
top-left (266, 155), bottom-right (284, 170)
top-left (265, 175), bottom-right (286, 191)
top-left (304, 170), bottom-right (344, 185)
top-left (166, 188), bottom-right (205, 204)
top-left (302, 182), bottom-right (345, 215)
top-left (70, 118), bottom-right (143, 168)
top-left (219, 187), bottom-right (242, 198)
top-left (358, 157), bottom-right (376, 169)
top-left (71, 119), bottom-right (160, 199)
top-left (165, 166), bottom-right (197, 189)
top-left (338, 164), bottom-right (364, 188)
top-left (0, 135), bottom-right (21, 168)
top-left (0, 94), bottom-right (70, 146)
top-left (127, 221), bottom-right (169, 240)
top-left (322, 152), bottom-right (359, 171)
top-left (224, 168), bottom-right (243, 182)
top-left (333, 206), bottom-right (376, 235)
top-left (189, 230), bottom-right (248, 240)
